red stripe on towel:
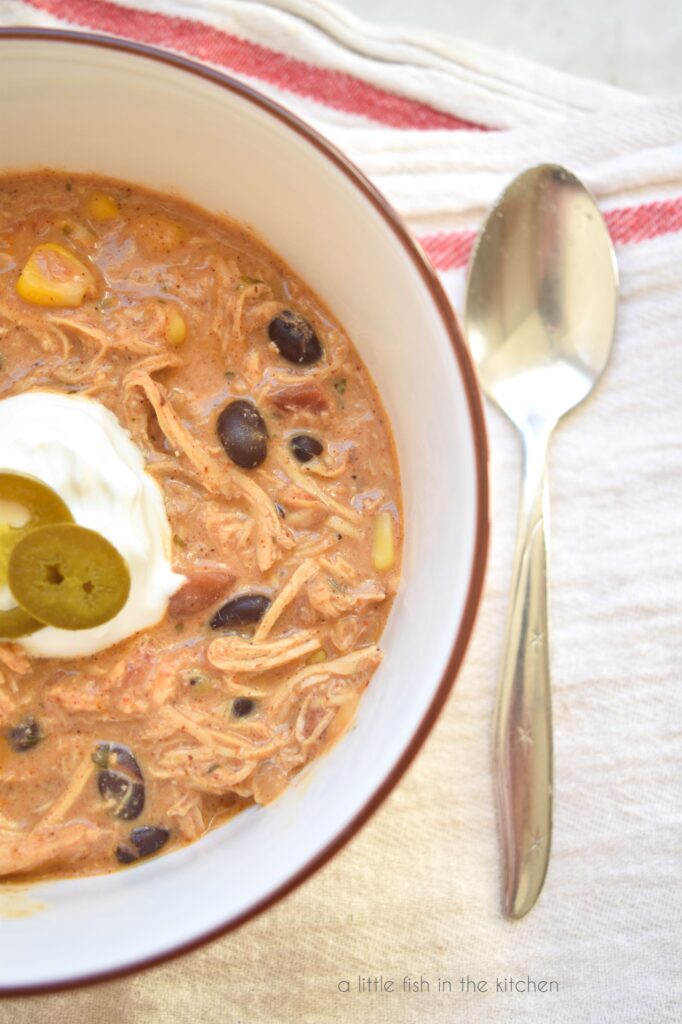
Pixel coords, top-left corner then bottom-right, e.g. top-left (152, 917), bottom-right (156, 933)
top-left (24, 0), bottom-right (489, 131)
top-left (418, 230), bottom-right (478, 271)
top-left (419, 196), bottom-right (682, 270)
top-left (604, 197), bottom-right (682, 244)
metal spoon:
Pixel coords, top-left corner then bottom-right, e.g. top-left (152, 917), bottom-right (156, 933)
top-left (465, 164), bottom-right (618, 919)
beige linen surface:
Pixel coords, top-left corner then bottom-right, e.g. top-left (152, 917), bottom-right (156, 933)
top-left (1, 2), bottom-right (681, 1022)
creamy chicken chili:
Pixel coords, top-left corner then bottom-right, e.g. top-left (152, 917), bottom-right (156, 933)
top-left (0, 173), bottom-right (401, 879)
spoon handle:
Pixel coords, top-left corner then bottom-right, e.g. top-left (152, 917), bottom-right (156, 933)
top-left (493, 425), bottom-right (553, 919)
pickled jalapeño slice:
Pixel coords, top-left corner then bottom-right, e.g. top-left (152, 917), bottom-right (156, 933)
top-left (8, 524), bottom-right (131, 631)
top-left (0, 471), bottom-right (73, 638)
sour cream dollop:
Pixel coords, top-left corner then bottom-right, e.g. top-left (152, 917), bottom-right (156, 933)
top-left (0, 391), bottom-right (184, 658)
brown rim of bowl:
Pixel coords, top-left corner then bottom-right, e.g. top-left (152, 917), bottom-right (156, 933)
top-left (0, 26), bottom-right (490, 999)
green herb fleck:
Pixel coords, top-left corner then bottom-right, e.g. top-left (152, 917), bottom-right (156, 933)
top-left (91, 746), bottom-right (109, 769)
top-left (237, 274), bottom-right (264, 290)
top-left (224, 370), bottom-right (236, 379)
top-left (173, 534), bottom-right (186, 548)
top-left (207, 763), bottom-right (220, 774)
top-left (61, 223), bottom-right (73, 236)
top-left (333, 378), bottom-right (347, 395)
top-left (174, 622), bottom-right (185, 633)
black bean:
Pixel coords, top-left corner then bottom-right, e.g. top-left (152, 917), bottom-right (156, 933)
top-left (92, 742), bottom-right (142, 779)
top-left (115, 844), bottom-right (138, 865)
top-left (268, 311), bottom-right (322, 365)
top-left (217, 400), bottom-right (268, 469)
top-left (110, 778), bottom-right (145, 820)
top-left (290, 434), bottom-right (323, 463)
top-left (210, 593), bottom-right (271, 630)
top-left (130, 825), bottom-right (170, 858)
top-left (8, 715), bottom-right (42, 752)
top-left (232, 697), bottom-right (255, 718)
top-left (98, 770), bottom-right (145, 820)
top-left (94, 742), bottom-right (145, 820)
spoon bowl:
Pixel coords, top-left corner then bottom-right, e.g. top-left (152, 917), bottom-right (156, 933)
top-left (467, 165), bottom-right (618, 430)
top-left (465, 164), bottom-right (618, 918)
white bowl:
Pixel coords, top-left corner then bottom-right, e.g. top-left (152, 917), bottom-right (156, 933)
top-left (0, 29), bottom-right (488, 994)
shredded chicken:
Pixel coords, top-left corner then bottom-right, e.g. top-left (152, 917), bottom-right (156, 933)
top-left (330, 616), bottom-right (367, 653)
top-left (0, 680), bottom-right (16, 726)
top-left (295, 443), bottom-right (354, 482)
top-left (47, 647), bottom-right (181, 718)
top-left (251, 763), bottom-right (289, 805)
top-left (325, 515), bottom-right (364, 540)
top-left (143, 704), bottom-right (280, 795)
top-left (293, 533), bottom-right (338, 561)
top-left (278, 452), bottom-right (363, 524)
top-left (205, 256), bottom-right (244, 351)
top-left (231, 281), bottom-right (275, 346)
top-left (208, 630), bottom-right (321, 674)
top-left (277, 486), bottom-right (328, 531)
top-left (295, 695), bottom-right (335, 749)
top-left (0, 643), bottom-right (31, 675)
top-left (154, 755), bottom-right (255, 795)
top-left (152, 705), bottom-right (284, 760)
top-left (235, 296), bottom-right (281, 349)
top-left (126, 372), bottom-right (292, 571)
top-left (253, 559), bottom-right (318, 642)
top-left (307, 574), bottom-right (386, 620)
top-left (40, 755), bottom-right (94, 827)
top-left (47, 309), bottom-right (165, 384)
top-left (0, 822), bottom-right (110, 878)
top-left (0, 299), bottom-right (70, 360)
top-left (166, 790), bottom-right (207, 840)
top-left (266, 645), bottom-right (383, 716)
top-left (318, 555), bottom-right (362, 583)
top-left (46, 678), bottom-right (110, 716)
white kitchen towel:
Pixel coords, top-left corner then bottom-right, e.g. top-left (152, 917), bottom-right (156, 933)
top-left (1, 3), bottom-right (680, 1023)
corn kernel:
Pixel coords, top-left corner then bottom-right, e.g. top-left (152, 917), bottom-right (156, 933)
top-left (165, 308), bottom-right (187, 346)
top-left (372, 511), bottom-right (395, 572)
top-left (86, 192), bottom-right (119, 222)
top-left (16, 244), bottom-right (93, 308)
top-left (307, 649), bottom-right (328, 665)
top-left (137, 213), bottom-right (187, 253)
